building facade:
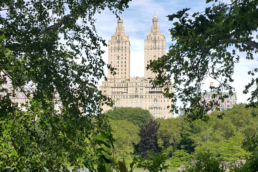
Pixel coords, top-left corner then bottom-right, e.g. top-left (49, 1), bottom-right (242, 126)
top-left (201, 91), bottom-right (237, 115)
top-left (0, 71), bottom-right (62, 113)
top-left (99, 14), bottom-right (174, 119)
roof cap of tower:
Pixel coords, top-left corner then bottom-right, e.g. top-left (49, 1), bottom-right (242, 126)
top-left (153, 11), bottom-right (158, 22)
top-left (118, 12), bottom-right (123, 23)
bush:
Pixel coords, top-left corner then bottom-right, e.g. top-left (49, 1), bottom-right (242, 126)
top-left (182, 152), bottom-right (226, 172)
top-left (230, 149), bottom-right (258, 172)
top-left (170, 150), bottom-right (194, 167)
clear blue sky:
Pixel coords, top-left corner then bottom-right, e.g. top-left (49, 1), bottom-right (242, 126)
top-left (94, 0), bottom-right (258, 115)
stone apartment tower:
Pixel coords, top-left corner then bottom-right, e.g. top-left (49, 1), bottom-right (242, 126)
top-left (100, 14), bottom-right (174, 119)
top-left (108, 16), bottom-right (130, 79)
top-left (144, 13), bottom-right (166, 78)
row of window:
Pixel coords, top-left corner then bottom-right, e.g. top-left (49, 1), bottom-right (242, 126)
top-left (111, 65), bottom-right (126, 67)
top-left (204, 95), bottom-right (236, 99)
top-left (154, 116), bottom-right (171, 119)
top-left (147, 36), bottom-right (161, 40)
top-left (147, 45), bottom-right (163, 48)
top-left (109, 95), bottom-right (169, 99)
top-left (110, 42), bottom-right (127, 45)
top-left (110, 46), bottom-right (126, 49)
top-left (147, 51), bottom-right (163, 56)
top-left (146, 41), bottom-right (164, 45)
top-left (116, 72), bottom-right (126, 75)
top-left (111, 50), bottom-right (126, 52)
top-left (113, 68), bottom-right (126, 71)
top-left (116, 101), bottom-right (169, 104)
top-left (111, 57), bottom-right (126, 60)
top-left (114, 76), bottom-right (126, 78)
top-left (110, 61), bottom-right (126, 63)
top-left (111, 54), bottom-right (127, 56)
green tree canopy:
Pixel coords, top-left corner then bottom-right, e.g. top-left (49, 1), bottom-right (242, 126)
top-left (105, 107), bottom-right (153, 128)
top-left (156, 116), bottom-right (194, 156)
top-left (109, 120), bottom-right (140, 159)
top-left (156, 118), bottom-right (183, 156)
top-left (222, 131), bottom-right (250, 161)
top-left (147, 0), bottom-right (258, 120)
top-left (138, 120), bottom-right (160, 159)
top-left (170, 149), bottom-right (194, 167)
top-left (0, 0), bottom-right (131, 170)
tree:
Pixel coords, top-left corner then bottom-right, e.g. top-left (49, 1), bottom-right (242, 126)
top-left (105, 107), bottom-right (153, 128)
top-left (156, 118), bottom-right (183, 156)
top-left (182, 152), bottom-right (227, 172)
top-left (189, 119), bottom-right (227, 159)
top-left (138, 120), bottom-right (160, 159)
top-left (109, 120), bottom-right (140, 159)
top-left (132, 149), bottom-right (169, 172)
top-left (175, 116), bottom-right (195, 154)
top-left (222, 131), bottom-right (250, 161)
top-left (0, 0), bottom-right (131, 171)
top-left (170, 149), bottom-right (194, 167)
top-left (147, 0), bottom-right (258, 120)
top-left (156, 116), bottom-right (195, 155)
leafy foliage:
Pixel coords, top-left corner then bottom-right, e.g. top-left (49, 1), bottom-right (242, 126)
top-left (109, 120), bottom-right (140, 159)
top-left (153, 104), bottom-right (258, 165)
top-left (182, 152), bottom-right (227, 172)
top-left (138, 120), bottom-right (160, 159)
top-left (156, 117), bottom-right (193, 156)
top-left (189, 106), bottom-right (251, 160)
top-left (170, 150), bottom-right (194, 167)
top-left (0, 0), bottom-right (131, 170)
top-left (230, 149), bottom-right (258, 172)
top-left (132, 150), bottom-right (169, 172)
top-left (105, 107), bottom-right (153, 128)
top-left (147, 0), bottom-right (258, 120)
top-left (222, 131), bottom-right (249, 161)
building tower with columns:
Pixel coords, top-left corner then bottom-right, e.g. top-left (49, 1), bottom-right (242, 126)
top-left (108, 15), bottom-right (130, 79)
top-left (99, 13), bottom-right (174, 119)
top-left (144, 12), bottom-right (166, 78)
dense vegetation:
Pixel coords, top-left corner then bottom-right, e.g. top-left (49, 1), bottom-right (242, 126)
top-left (106, 105), bottom-right (258, 170)
top-left (1, 0), bottom-right (258, 171)
top-left (0, 0), bottom-right (131, 171)
top-left (105, 107), bottom-right (153, 128)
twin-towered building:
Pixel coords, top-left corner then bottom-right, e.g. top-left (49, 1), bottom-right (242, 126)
top-left (100, 14), bottom-right (174, 119)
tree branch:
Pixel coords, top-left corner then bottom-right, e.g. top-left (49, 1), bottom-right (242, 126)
top-left (245, 40), bottom-right (258, 49)
top-left (36, 14), bottom-right (78, 39)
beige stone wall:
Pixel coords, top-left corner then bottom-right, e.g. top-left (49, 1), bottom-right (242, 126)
top-left (100, 77), bottom-right (174, 119)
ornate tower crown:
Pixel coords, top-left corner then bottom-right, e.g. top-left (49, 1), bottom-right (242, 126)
top-left (152, 11), bottom-right (158, 27)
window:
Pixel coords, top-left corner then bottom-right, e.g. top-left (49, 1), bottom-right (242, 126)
top-left (227, 100), bottom-right (229, 103)
top-left (227, 105), bottom-right (230, 107)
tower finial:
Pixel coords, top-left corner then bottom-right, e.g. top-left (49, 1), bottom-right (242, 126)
top-left (119, 12), bottom-right (122, 20)
top-left (154, 11), bottom-right (156, 17)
